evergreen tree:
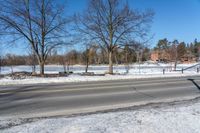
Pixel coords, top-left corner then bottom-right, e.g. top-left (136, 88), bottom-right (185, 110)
top-left (177, 42), bottom-right (186, 59)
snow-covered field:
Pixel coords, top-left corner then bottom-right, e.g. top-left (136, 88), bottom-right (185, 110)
top-left (1, 98), bottom-right (200, 133)
top-left (0, 62), bottom-right (200, 85)
top-left (1, 62), bottom-right (199, 75)
top-left (1, 63), bottom-right (200, 85)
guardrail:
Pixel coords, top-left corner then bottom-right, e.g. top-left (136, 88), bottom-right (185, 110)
top-left (174, 63), bottom-right (200, 73)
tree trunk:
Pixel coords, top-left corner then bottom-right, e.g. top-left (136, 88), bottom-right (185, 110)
top-left (11, 66), bottom-right (13, 75)
top-left (32, 65), bottom-right (36, 74)
top-left (85, 63), bottom-right (88, 73)
top-left (63, 64), bottom-right (66, 73)
top-left (85, 57), bottom-right (89, 73)
top-left (39, 61), bottom-right (45, 76)
top-left (32, 53), bottom-right (36, 74)
top-left (174, 49), bottom-right (178, 71)
top-left (67, 63), bottom-right (70, 73)
top-left (174, 60), bottom-right (177, 71)
top-left (115, 55), bottom-right (118, 65)
top-left (125, 52), bottom-right (129, 74)
top-left (108, 51), bottom-right (113, 74)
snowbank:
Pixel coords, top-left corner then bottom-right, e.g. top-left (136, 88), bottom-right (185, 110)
top-left (1, 98), bottom-right (200, 133)
top-left (0, 63), bottom-right (199, 85)
top-left (0, 72), bottom-right (199, 85)
top-left (0, 63), bottom-right (198, 75)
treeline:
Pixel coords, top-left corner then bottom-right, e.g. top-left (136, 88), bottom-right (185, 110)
top-left (153, 38), bottom-right (200, 70)
top-left (1, 45), bottom-right (151, 66)
top-left (155, 38), bottom-right (200, 60)
top-left (2, 38), bottom-right (200, 67)
top-left (1, 38), bottom-right (200, 68)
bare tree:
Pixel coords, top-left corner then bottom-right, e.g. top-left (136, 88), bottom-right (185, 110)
top-left (75, 0), bottom-right (153, 74)
top-left (57, 55), bottom-right (67, 73)
top-left (5, 54), bottom-right (16, 74)
top-left (82, 44), bottom-right (98, 73)
top-left (27, 46), bottom-right (37, 74)
top-left (171, 40), bottom-right (179, 71)
top-left (0, 0), bottom-right (70, 76)
top-left (82, 46), bottom-right (90, 73)
top-left (65, 50), bottom-right (79, 73)
top-left (127, 40), bottom-right (144, 73)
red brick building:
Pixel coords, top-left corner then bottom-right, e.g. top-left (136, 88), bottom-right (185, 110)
top-left (150, 50), bottom-right (170, 62)
top-left (151, 50), bottom-right (197, 63)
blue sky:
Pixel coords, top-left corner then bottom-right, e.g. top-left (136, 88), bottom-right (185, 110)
top-left (4, 0), bottom-right (200, 55)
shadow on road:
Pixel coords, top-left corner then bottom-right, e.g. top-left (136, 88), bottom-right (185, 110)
top-left (0, 86), bottom-right (42, 105)
top-left (188, 79), bottom-right (200, 91)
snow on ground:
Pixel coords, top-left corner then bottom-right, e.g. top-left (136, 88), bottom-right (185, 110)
top-left (0, 63), bottom-right (200, 85)
top-left (1, 98), bottom-right (200, 133)
top-left (0, 72), bottom-right (199, 86)
top-left (1, 62), bottom-right (198, 75)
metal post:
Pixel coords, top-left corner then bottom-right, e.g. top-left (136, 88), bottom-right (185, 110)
top-left (163, 69), bottom-right (165, 75)
top-left (182, 68), bottom-right (183, 74)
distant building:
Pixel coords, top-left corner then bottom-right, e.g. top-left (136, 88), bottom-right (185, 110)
top-left (151, 50), bottom-right (197, 64)
top-left (150, 50), bottom-right (159, 62)
top-left (180, 53), bottom-right (196, 64)
top-left (150, 50), bottom-right (170, 62)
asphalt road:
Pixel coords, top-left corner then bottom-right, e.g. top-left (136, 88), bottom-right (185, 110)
top-left (0, 76), bottom-right (200, 119)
